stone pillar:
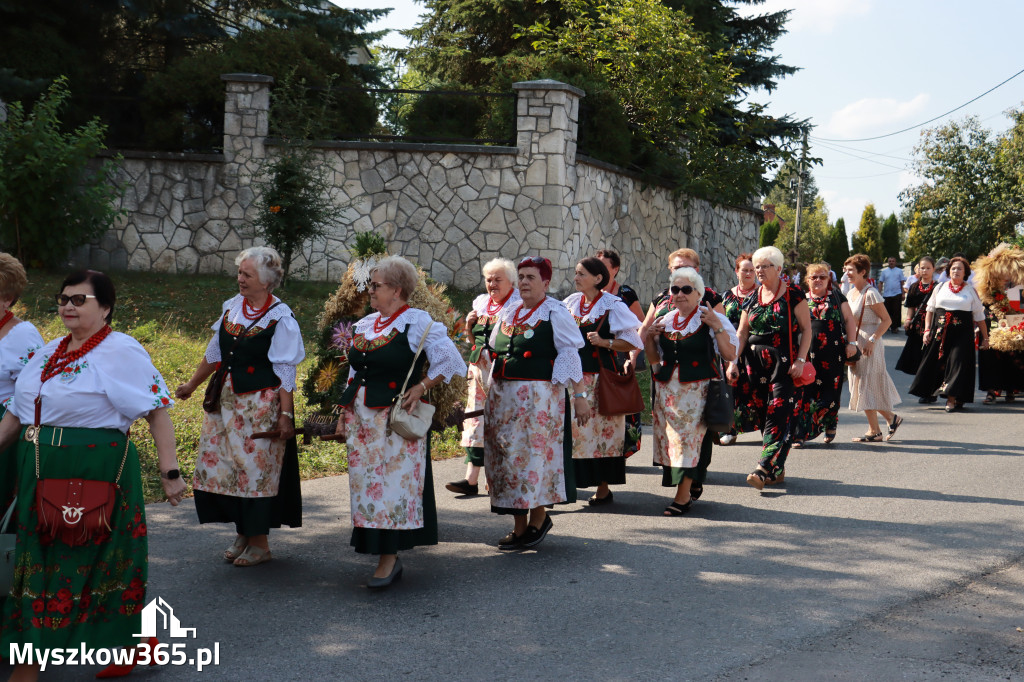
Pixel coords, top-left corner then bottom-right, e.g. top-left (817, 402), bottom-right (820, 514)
top-left (511, 80), bottom-right (585, 292)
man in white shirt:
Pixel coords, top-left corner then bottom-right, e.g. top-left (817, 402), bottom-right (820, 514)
top-left (877, 256), bottom-right (906, 333)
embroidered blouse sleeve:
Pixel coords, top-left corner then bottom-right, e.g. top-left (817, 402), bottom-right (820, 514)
top-left (204, 297), bottom-right (236, 364)
top-left (608, 299), bottom-right (643, 349)
top-left (711, 312), bottom-right (739, 355)
top-left (926, 283), bottom-right (945, 313)
top-left (268, 312), bottom-right (305, 392)
top-left (549, 303), bottom-right (585, 385)
top-left (969, 287), bottom-right (986, 322)
top-left (407, 311), bottom-right (467, 382)
top-left (96, 334), bottom-right (174, 422)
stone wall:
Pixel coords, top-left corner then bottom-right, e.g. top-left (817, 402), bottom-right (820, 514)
top-left (74, 74), bottom-right (761, 302)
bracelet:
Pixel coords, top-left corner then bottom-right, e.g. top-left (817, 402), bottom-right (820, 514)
top-left (573, 392), bottom-right (588, 399)
top-left (420, 381), bottom-right (429, 393)
top-left (714, 327), bottom-right (725, 334)
top-left (281, 410), bottom-right (294, 419)
top-left (868, 335), bottom-right (876, 343)
top-left (846, 342), bottom-right (857, 346)
top-left (795, 358), bottom-right (806, 363)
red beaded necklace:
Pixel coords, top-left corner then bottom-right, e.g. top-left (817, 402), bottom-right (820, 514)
top-left (485, 290), bottom-right (513, 316)
top-left (671, 307), bottom-right (700, 331)
top-left (242, 295), bottom-right (273, 321)
top-left (578, 291), bottom-right (603, 317)
top-left (759, 279), bottom-right (784, 306)
top-left (372, 304), bottom-right (410, 334)
top-left (512, 299), bottom-right (545, 326)
top-left (948, 280), bottom-right (966, 294)
top-left (735, 285), bottom-right (756, 298)
top-left (40, 324), bottom-right (112, 384)
top-left (0, 310), bottom-right (13, 330)
top-left (918, 280), bottom-right (934, 294)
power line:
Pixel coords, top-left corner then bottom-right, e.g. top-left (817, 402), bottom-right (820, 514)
top-left (817, 169), bottom-right (907, 180)
top-left (814, 66), bottom-right (1024, 142)
top-left (813, 140), bottom-right (912, 168)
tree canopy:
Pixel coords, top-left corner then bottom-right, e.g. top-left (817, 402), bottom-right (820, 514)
top-left (852, 204), bottom-right (882, 262)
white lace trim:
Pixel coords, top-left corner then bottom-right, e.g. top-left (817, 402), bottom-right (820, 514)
top-left (563, 291), bottom-right (623, 323)
top-left (472, 290), bottom-right (522, 318)
top-left (353, 308), bottom-right (466, 383)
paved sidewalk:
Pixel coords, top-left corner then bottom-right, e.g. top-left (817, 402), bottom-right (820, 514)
top-left (9, 335), bottom-right (1024, 680)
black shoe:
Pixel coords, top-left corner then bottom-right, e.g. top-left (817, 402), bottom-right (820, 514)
top-left (367, 557), bottom-right (403, 589)
top-left (588, 491), bottom-right (613, 506)
top-left (690, 484), bottom-right (703, 500)
top-left (918, 396), bottom-right (937, 404)
top-left (445, 479), bottom-right (479, 496)
top-left (497, 531), bottom-right (522, 551)
top-left (520, 516), bottom-right (553, 548)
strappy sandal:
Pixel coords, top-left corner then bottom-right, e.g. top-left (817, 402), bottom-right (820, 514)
top-left (224, 537), bottom-right (247, 563)
top-left (983, 392), bottom-right (997, 404)
top-left (690, 484), bottom-right (703, 500)
top-left (823, 431), bottom-right (836, 444)
top-left (663, 499), bottom-right (692, 516)
top-left (764, 469), bottom-right (785, 486)
top-left (885, 414), bottom-right (903, 441)
top-left (233, 546), bottom-right (272, 567)
top-left (746, 469), bottom-right (769, 491)
top-left (852, 432), bottom-right (883, 443)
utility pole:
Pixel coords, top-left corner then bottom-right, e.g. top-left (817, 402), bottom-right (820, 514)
top-left (792, 129), bottom-right (809, 255)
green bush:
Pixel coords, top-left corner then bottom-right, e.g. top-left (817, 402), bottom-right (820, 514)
top-left (0, 77), bottom-right (124, 267)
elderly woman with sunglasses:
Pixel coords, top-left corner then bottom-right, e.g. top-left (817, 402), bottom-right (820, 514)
top-left (725, 246), bottom-right (811, 489)
top-left (791, 263), bottom-right (858, 446)
top-left (485, 256), bottom-right (588, 550)
top-left (0, 270), bottom-right (185, 681)
top-left (646, 268), bottom-right (737, 515)
top-left (564, 257), bottom-right (642, 506)
top-left (176, 247), bottom-right (305, 568)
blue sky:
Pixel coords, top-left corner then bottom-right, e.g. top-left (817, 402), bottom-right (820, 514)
top-left (340, 0), bottom-right (1024, 240)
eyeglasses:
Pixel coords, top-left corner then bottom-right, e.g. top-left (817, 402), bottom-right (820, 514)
top-left (519, 256), bottom-right (548, 266)
top-left (55, 294), bottom-right (97, 307)
top-left (367, 282), bottom-right (392, 292)
top-left (809, 275), bottom-right (828, 281)
top-left (670, 285), bottom-right (695, 295)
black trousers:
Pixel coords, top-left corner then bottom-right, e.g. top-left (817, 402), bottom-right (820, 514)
top-left (884, 295), bottom-right (902, 331)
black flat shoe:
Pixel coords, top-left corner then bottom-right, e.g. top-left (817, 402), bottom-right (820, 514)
top-left (445, 479), bottom-right (479, 496)
top-left (519, 516), bottom-right (553, 548)
top-left (588, 491), bottom-right (614, 506)
top-left (663, 500), bottom-right (692, 516)
top-left (918, 396), bottom-right (937, 404)
top-left (690, 484), bottom-right (703, 500)
top-left (367, 557), bottom-right (403, 589)
top-left (497, 531), bottom-right (523, 551)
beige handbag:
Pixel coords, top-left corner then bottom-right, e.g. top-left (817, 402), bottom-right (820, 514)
top-left (387, 321), bottom-right (436, 440)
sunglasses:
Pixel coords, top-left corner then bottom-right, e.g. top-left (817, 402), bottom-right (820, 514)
top-left (55, 294), bottom-right (97, 307)
top-left (519, 256), bottom-right (548, 266)
top-left (809, 275), bottom-right (828, 281)
top-left (670, 285), bottom-right (695, 295)
top-left (367, 281), bottom-right (392, 292)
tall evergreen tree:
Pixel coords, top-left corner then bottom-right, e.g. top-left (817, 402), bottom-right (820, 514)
top-left (853, 204), bottom-right (883, 262)
top-left (759, 220), bottom-right (780, 248)
top-left (823, 218), bottom-right (850, 271)
top-left (880, 212), bottom-right (901, 260)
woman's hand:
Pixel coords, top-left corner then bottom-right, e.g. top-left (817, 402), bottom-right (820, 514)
top-left (861, 338), bottom-right (875, 357)
top-left (844, 343), bottom-right (858, 359)
top-left (573, 396), bottom-right (592, 426)
top-left (174, 381), bottom-right (196, 400)
top-left (402, 382), bottom-right (427, 413)
top-left (698, 305), bottom-right (716, 328)
top-left (586, 331), bottom-right (610, 348)
top-left (334, 409), bottom-right (346, 435)
top-left (649, 318), bottom-right (666, 336)
top-left (922, 329), bottom-right (932, 345)
top-left (466, 311), bottom-right (479, 329)
top-left (725, 362), bottom-right (740, 385)
top-left (161, 476), bottom-right (187, 507)
top-left (277, 411), bottom-right (295, 440)
top-left (979, 337), bottom-right (990, 350)
top-left (788, 358), bottom-right (805, 379)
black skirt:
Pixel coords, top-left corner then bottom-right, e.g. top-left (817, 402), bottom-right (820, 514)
top-left (908, 309), bottom-right (976, 402)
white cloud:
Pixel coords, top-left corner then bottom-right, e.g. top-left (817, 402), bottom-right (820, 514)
top-left (820, 190), bottom-right (869, 232)
top-left (754, 0), bottom-right (871, 33)
top-left (823, 94), bottom-right (930, 138)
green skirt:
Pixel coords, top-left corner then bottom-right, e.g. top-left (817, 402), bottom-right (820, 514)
top-left (1, 426), bottom-right (147, 652)
top-left (661, 465), bottom-right (699, 487)
top-left (351, 449), bottom-right (437, 554)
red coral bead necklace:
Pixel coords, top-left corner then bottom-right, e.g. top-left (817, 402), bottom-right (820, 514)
top-left (242, 295), bottom-right (273, 321)
top-left (373, 304), bottom-right (410, 334)
top-left (578, 291), bottom-right (603, 317)
top-left (485, 290), bottom-right (513, 316)
top-left (40, 324), bottom-right (112, 384)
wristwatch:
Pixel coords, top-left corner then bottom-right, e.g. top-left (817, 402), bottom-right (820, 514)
top-left (714, 327), bottom-right (725, 334)
top-left (161, 469), bottom-right (181, 480)
top-left (868, 335), bottom-right (877, 343)
top-left (573, 392), bottom-right (588, 399)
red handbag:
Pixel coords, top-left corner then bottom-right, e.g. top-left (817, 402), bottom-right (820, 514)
top-left (31, 427), bottom-right (130, 547)
top-left (787, 292), bottom-right (817, 388)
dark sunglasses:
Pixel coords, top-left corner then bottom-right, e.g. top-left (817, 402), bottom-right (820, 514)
top-left (519, 256), bottom-right (548, 266)
top-left (670, 285), bottom-right (695, 295)
top-left (55, 294), bottom-right (97, 307)
top-left (809, 275), bottom-right (829, 281)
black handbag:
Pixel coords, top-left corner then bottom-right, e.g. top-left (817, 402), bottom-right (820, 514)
top-left (702, 328), bottom-right (734, 433)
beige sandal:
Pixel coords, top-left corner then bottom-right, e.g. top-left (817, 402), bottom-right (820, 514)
top-left (233, 546), bottom-right (272, 567)
top-left (224, 537), bottom-right (247, 563)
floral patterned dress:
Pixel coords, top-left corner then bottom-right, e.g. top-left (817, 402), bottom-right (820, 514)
top-left (460, 290), bottom-right (521, 466)
top-left (193, 295), bottom-right (305, 536)
top-left (721, 288), bottom-right (756, 436)
top-left (651, 309), bottom-right (738, 486)
top-left (908, 282), bottom-right (984, 403)
top-left (564, 292), bottom-right (643, 488)
top-left (339, 308), bottom-right (465, 553)
top-left (792, 290), bottom-right (848, 442)
top-left (896, 280), bottom-right (935, 375)
top-left (484, 297), bottom-right (584, 513)
top-left (2, 332), bottom-right (173, 653)
top-left (733, 286), bottom-right (805, 477)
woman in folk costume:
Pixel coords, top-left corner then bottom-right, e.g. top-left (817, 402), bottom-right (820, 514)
top-left (177, 247), bottom-right (305, 568)
top-left (445, 258), bottom-right (520, 497)
top-left (485, 256), bottom-right (589, 550)
top-left (0, 270), bottom-right (185, 681)
top-left (895, 256), bottom-right (937, 385)
top-left (334, 256), bottom-right (465, 588)
top-left (646, 267), bottom-right (737, 515)
top-left (563, 257), bottom-right (642, 506)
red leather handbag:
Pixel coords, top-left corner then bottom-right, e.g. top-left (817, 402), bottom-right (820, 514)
top-left (787, 293), bottom-right (817, 388)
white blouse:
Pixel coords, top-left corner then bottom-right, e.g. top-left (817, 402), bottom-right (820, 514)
top-left (926, 282), bottom-right (985, 322)
top-left (490, 296), bottom-right (584, 386)
top-left (654, 309), bottom-right (739, 360)
top-left (471, 290), bottom-right (522, 318)
top-left (204, 295), bottom-right (306, 392)
top-left (0, 321), bottom-right (45, 408)
top-left (12, 332), bottom-right (173, 432)
top-left (563, 291), bottom-right (643, 350)
top-left (350, 307), bottom-right (467, 383)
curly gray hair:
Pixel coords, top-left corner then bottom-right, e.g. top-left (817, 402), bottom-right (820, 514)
top-left (371, 255), bottom-right (419, 301)
top-left (236, 247), bottom-right (285, 292)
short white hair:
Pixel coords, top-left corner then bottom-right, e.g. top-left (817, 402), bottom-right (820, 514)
top-left (670, 267), bottom-right (705, 300)
top-left (236, 246), bottom-right (284, 291)
top-left (753, 246), bottom-right (784, 269)
top-left (481, 258), bottom-right (516, 283)
top-left (371, 255), bottom-right (420, 301)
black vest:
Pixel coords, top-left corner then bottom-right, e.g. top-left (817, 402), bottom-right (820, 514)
top-left (339, 326), bottom-right (426, 409)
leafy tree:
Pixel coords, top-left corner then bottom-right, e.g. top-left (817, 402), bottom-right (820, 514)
top-left (852, 204), bottom-right (882, 262)
top-left (759, 220), bottom-right (780, 248)
top-left (822, 218), bottom-right (850, 272)
top-left (772, 196), bottom-right (831, 263)
top-left (0, 78), bottom-right (124, 266)
top-left (879, 212), bottom-right (901, 260)
top-left (765, 157), bottom-right (820, 213)
top-left (899, 116), bottom-right (1012, 260)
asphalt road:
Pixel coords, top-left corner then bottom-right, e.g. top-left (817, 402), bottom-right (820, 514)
top-left (12, 334), bottom-right (1024, 680)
